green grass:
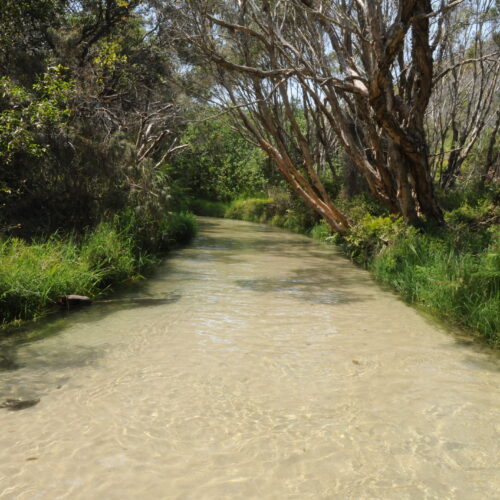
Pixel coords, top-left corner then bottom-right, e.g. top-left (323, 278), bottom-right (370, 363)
top-left (0, 236), bottom-right (100, 323)
top-left (0, 211), bottom-right (197, 327)
top-left (371, 230), bottom-right (499, 345)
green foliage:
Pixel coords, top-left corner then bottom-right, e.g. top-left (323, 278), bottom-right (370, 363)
top-left (225, 198), bottom-right (275, 223)
top-left (0, 67), bottom-right (73, 165)
top-left (0, 0), bottom-right (62, 82)
top-left (161, 212), bottom-right (198, 247)
top-left (113, 208), bottom-right (196, 257)
top-left (310, 221), bottom-right (332, 241)
top-left (372, 230), bottom-right (499, 344)
top-left (0, 236), bottom-right (99, 324)
top-left (336, 192), bottom-right (391, 220)
top-left (0, 79), bottom-right (43, 162)
top-left (221, 189), bottom-right (320, 233)
top-left (188, 199), bottom-right (229, 217)
top-left (31, 65), bottom-right (73, 121)
top-left (437, 183), bottom-right (499, 212)
top-left (0, 210), bottom-right (197, 326)
top-left (445, 199), bottom-right (499, 227)
top-left (343, 215), bottom-right (416, 265)
top-left (80, 222), bottom-right (137, 287)
top-left (170, 114), bottom-right (268, 201)
top-left (0, 1), bottom-right (193, 236)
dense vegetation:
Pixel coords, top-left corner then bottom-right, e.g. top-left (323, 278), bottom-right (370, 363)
top-left (0, 1), bottom-right (199, 327)
top-left (1, 1), bottom-right (499, 345)
top-left (0, 212), bottom-right (195, 324)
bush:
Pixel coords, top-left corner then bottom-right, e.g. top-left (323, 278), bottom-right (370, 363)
top-left (342, 215), bottom-right (415, 265)
top-left (225, 198), bottom-right (274, 222)
top-left (170, 114), bottom-right (268, 202)
top-left (310, 221), bottom-right (332, 241)
top-left (437, 183), bottom-right (499, 212)
top-left (189, 199), bottom-right (228, 217)
top-left (160, 212), bottom-right (198, 247)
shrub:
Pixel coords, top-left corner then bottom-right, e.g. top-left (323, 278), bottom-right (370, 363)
top-left (225, 198), bottom-right (274, 222)
top-left (343, 215), bottom-right (415, 265)
top-left (189, 199), bottom-right (228, 217)
top-left (310, 221), bottom-right (332, 241)
top-left (160, 212), bottom-right (197, 247)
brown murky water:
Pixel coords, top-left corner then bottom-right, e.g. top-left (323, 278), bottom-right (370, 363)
top-left (1, 218), bottom-right (499, 499)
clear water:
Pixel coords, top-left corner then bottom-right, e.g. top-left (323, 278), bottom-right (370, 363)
top-left (1, 218), bottom-right (499, 499)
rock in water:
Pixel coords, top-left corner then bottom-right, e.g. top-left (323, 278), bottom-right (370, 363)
top-left (57, 295), bottom-right (92, 307)
top-left (0, 398), bottom-right (40, 411)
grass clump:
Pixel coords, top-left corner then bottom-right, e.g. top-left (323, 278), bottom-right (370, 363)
top-left (161, 212), bottom-right (198, 246)
top-left (372, 227), bottom-right (499, 344)
top-left (80, 222), bottom-right (137, 287)
top-left (0, 236), bottom-right (99, 324)
top-left (0, 211), bottom-right (197, 327)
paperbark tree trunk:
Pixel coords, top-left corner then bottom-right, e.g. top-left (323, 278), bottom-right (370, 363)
top-left (169, 0), bottom-right (475, 228)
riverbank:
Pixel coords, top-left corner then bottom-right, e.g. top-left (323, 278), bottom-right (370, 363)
top-left (190, 197), bottom-right (499, 347)
top-left (0, 211), bottom-right (197, 330)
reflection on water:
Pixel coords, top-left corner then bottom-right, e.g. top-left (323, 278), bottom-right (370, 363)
top-left (0, 217), bottom-right (499, 499)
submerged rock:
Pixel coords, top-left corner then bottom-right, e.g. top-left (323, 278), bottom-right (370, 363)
top-left (0, 398), bottom-right (40, 411)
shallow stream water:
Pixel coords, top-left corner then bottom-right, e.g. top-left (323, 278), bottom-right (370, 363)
top-left (1, 218), bottom-right (499, 499)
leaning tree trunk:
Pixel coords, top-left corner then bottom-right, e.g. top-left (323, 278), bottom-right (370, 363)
top-left (175, 0), bottom-right (455, 228)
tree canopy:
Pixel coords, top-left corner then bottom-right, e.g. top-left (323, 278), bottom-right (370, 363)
top-left (0, 0), bottom-right (498, 236)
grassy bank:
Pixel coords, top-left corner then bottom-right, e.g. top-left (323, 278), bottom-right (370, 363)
top-left (0, 211), bottom-right (197, 327)
top-left (191, 196), bottom-right (499, 347)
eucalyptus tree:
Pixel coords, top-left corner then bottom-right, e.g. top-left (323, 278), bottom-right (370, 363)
top-left (166, 0), bottom-right (497, 231)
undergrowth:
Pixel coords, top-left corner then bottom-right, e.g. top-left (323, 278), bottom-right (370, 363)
top-left (316, 200), bottom-right (500, 346)
top-left (192, 194), bottom-right (320, 234)
top-left (0, 211), bottom-right (197, 326)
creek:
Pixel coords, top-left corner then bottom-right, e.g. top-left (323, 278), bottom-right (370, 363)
top-left (1, 217), bottom-right (499, 499)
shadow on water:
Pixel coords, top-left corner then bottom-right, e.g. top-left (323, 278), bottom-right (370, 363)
top-left (236, 266), bottom-right (373, 305)
top-left (0, 292), bottom-right (181, 373)
top-left (202, 218), bottom-right (500, 362)
top-left (191, 233), bottom-right (345, 264)
top-left (0, 291), bottom-right (182, 405)
top-left (422, 315), bottom-right (500, 371)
